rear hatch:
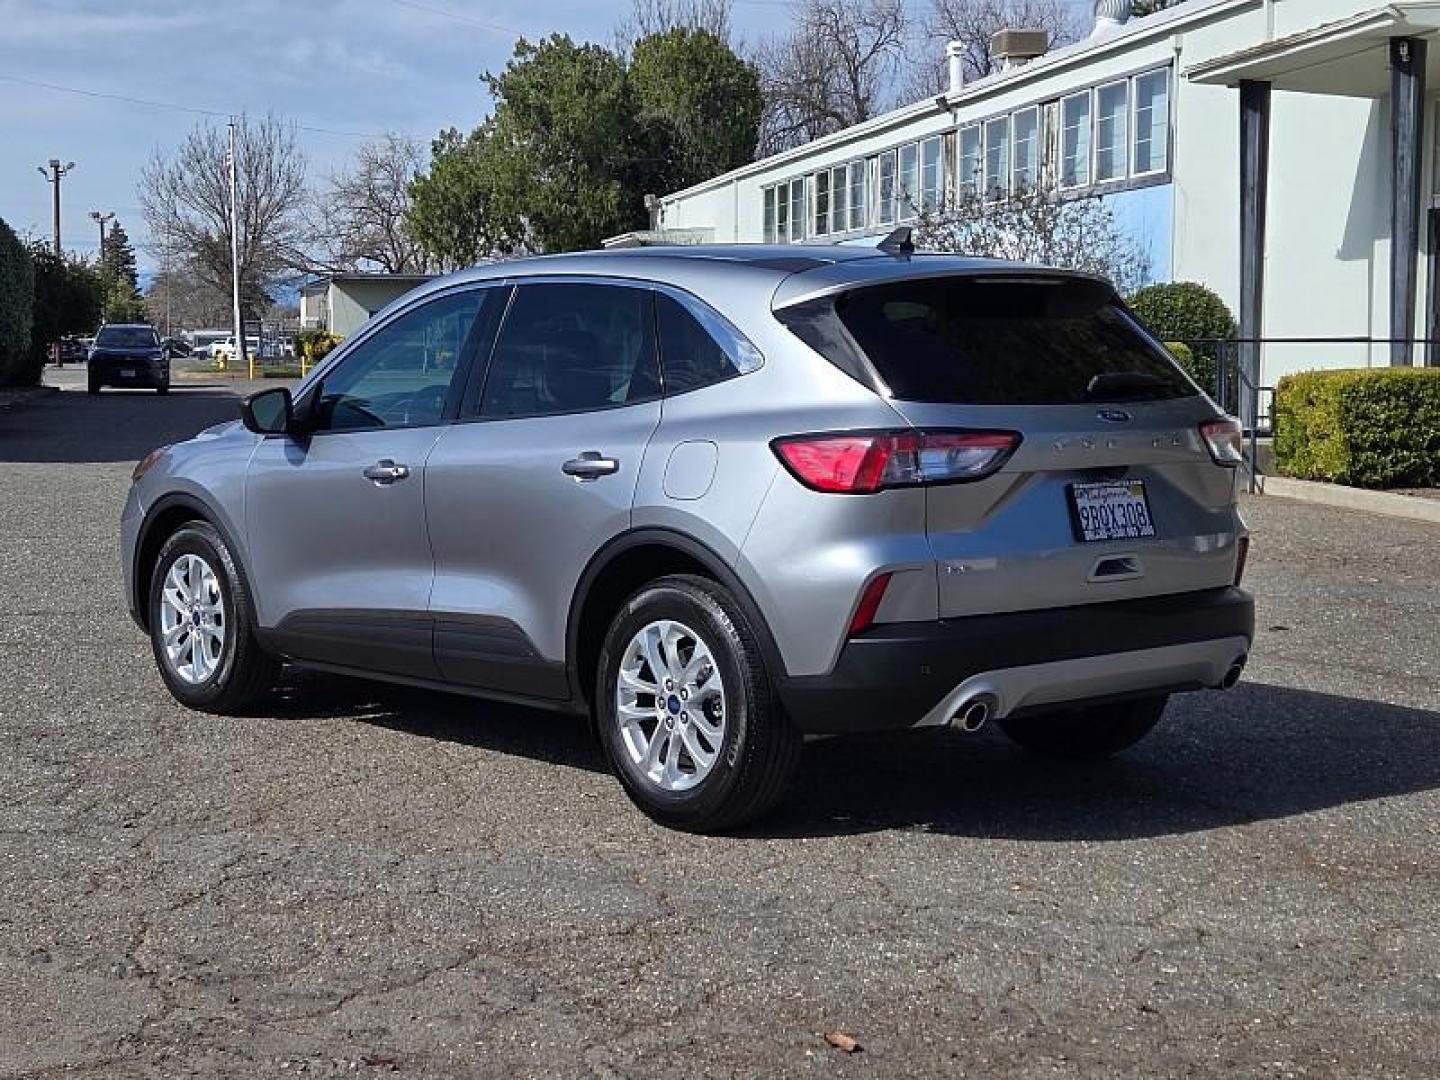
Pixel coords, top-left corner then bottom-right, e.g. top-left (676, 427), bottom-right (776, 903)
top-left (777, 270), bottom-right (1242, 618)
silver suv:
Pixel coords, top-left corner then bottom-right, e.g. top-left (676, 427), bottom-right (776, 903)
top-left (122, 244), bottom-right (1254, 831)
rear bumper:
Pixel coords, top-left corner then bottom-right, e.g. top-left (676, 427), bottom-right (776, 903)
top-left (776, 586), bottom-right (1254, 734)
top-left (91, 357), bottom-right (169, 387)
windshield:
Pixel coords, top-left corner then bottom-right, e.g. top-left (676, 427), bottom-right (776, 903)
top-left (780, 276), bottom-right (1197, 405)
top-left (95, 326), bottom-right (160, 349)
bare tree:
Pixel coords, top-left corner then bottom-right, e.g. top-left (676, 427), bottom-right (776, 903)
top-left (916, 190), bottom-right (1152, 296)
top-left (756, 0), bottom-right (908, 154)
top-left (307, 134), bottom-right (431, 274)
top-left (616, 0), bottom-right (734, 49)
top-left (907, 0), bottom-right (1081, 96)
top-left (139, 114), bottom-right (307, 318)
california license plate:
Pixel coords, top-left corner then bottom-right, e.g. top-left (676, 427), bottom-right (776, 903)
top-left (120, 368), bottom-right (136, 378)
top-left (1069, 481), bottom-right (1156, 542)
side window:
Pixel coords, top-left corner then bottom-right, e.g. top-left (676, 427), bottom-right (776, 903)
top-left (316, 288), bottom-right (490, 432)
top-left (656, 292), bottom-right (763, 396)
top-left (479, 283), bottom-right (660, 418)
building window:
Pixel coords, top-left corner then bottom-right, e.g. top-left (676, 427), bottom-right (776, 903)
top-left (763, 186), bottom-right (777, 243)
top-left (957, 124), bottom-right (982, 199)
top-left (878, 149), bottom-right (898, 225)
top-left (1132, 68), bottom-right (1170, 176)
top-left (1060, 91), bottom-right (1092, 189)
top-left (1012, 107), bottom-right (1040, 193)
top-left (1095, 80), bottom-right (1129, 184)
top-left (788, 177), bottom-right (806, 241)
top-left (814, 170), bottom-right (830, 236)
top-left (828, 165), bottom-right (847, 233)
top-left (775, 183), bottom-right (789, 241)
top-left (848, 160), bottom-right (866, 229)
top-left (898, 142), bottom-right (919, 220)
top-left (920, 136), bottom-right (943, 211)
top-left (984, 117), bottom-right (1010, 200)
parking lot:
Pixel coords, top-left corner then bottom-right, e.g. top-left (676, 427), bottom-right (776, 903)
top-left (1, 376), bottom-right (1438, 1077)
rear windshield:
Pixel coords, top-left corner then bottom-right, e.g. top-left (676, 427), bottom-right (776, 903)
top-left (95, 326), bottom-right (159, 349)
top-left (779, 276), bottom-right (1196, 405)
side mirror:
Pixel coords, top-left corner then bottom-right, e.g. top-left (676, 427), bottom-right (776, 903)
top-left (241, 386), bottom-right (294, 436)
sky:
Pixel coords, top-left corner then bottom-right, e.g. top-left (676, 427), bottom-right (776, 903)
top-left (0, 0), bottom-right (1093, 276)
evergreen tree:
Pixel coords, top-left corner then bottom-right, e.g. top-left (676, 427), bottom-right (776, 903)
top-left (99, 220), bottom-right (146, 322)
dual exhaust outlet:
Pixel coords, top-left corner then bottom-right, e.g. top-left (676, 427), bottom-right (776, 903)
top-left (945, 654), bottom-right (1248, 734)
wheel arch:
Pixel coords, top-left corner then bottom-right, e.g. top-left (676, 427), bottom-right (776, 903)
top-left (565, 528), bottom-right (786, 713)
top-left (133, 491), bottom-right (254, 633)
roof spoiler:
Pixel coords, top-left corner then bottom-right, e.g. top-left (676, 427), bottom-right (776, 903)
top-left (876, 226), bottom-right (915, 257)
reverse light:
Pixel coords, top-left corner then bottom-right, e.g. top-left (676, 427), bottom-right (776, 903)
top-left (132, 444), bottom-right (172, 482)
top-left (1200, 417), bottom-right (1245, 467)
top-left (848, 572), bottom-right (893, 636)
top-left (772, 430), bottom-right (1021, 493)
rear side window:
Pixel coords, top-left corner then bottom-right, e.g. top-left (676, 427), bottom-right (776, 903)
top-left (780, 276), bottom-right (1196, 405)
top-left (480, 283), bottom-right (660, 418)
top-left (656, 292), bottom-right (763, 395)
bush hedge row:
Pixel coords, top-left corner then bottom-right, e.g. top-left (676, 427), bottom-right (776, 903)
top-left (0, 217), bottom-right (36, 388)
top-left (1273, 368), bottom-right (1440, 489)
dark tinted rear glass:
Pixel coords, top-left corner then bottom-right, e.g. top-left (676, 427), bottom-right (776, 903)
top-left (95, 326), bottom-right (160, 349)
top-left (782, 276), bottom-right (1196, 405)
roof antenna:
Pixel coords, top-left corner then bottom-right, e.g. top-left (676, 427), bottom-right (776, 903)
top-left (877, 226), bottom-right (915, 257)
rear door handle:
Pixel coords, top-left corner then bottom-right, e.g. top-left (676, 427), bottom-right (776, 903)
top-left (363, 459), bottom-right (411, 485)
top-left (562, 451), bottom-right (620, 480)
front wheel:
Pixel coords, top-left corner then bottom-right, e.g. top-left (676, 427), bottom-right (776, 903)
top-left (595, 575), bottom-right (799, 832)
top-left (997, 694), bottom-right (1169, 759)
top-left (148, 522), bottom-right (279, 713)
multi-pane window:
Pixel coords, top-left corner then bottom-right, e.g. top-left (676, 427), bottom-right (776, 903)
top-left (957, 125), bottom-right (982, 199)
top-left (848, 160), bottom-right (866, 229)
top-left (920, 136), bottom-right (943, 211)
top-left (762, 187), bottom-right (777, 243)
top-left (814, 170), bottom-right (830, 236)
top-left (829, 165), bottom-right (848, 233)
top-left (1132, 69), bottom-right (1170, 175)
top-left (878, 149), bottom-right (898, 225)
top-left (1012, 107), bottom-right (1040, 192)
top-left (774, 182), bottom-right (789, 241)
top-left (789, 179), bottom-right (805, 241)
top-left (1095, 80), bottom-right (1129, 183)
top-left (984, 117), bottom-right (1010, 199)
top-left (898, 142), bottom-right (919, 219)
top-left (1060, 91), bottom-right (1092, 189)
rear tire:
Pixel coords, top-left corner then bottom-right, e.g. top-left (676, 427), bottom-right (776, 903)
top-left (87, 373), bottom-right (100, 394)
top-left (148, 522), bottom-right (279, 714)
top-left (595, 574), bottom-right (799, 832)
top-left (156, 381), bottom-right (169, 395)
top-left (998, 695), bottom-right (1169, 759)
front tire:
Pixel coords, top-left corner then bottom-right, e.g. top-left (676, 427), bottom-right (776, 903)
top-left (595, 575), bottom-right (799, 832)
top-left (87, 373), bottom-right (100, 394)
top-left (997, 694), bottom-right (1169, 759)
top-left (148, 522), bottom-right (279, 714)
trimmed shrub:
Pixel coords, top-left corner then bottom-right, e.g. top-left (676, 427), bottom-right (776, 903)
top-left (1273, 368), bottom-right (1440, 489)
top-left (1164, 341), bottom-right (1198, 384)
top-left (0, 218), bottom-right (36, 388)
top-left (1130, 282), bottom-right (1237, 400)
top-left (294, 328), bottom-right (342, 364)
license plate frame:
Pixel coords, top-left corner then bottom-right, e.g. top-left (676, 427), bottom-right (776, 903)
top-left (1068, 480), bottom-right (1157, 543)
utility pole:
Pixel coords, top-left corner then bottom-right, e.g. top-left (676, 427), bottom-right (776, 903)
top-left (226, 120), bottom-right (248, 377)
top-left (89, 210), bottom-right (114, 264)
top-left (36, 159), bottom-right (76, 255)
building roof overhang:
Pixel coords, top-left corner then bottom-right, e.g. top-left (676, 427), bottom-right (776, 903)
top-left (1186, 3), bottom-right (1440, 96)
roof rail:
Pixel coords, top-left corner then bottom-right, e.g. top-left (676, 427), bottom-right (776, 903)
top-left (877, 226), bottom-right (915, 257)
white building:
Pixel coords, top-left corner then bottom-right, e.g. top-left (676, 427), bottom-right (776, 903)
top-left (298, 273), bottom-right (435, 338)
top-left (652, 0), bottom-right (1440, 393)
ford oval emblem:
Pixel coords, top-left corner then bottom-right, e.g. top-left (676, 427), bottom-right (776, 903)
top-left (1096, 408), bottom-right (1132, 423)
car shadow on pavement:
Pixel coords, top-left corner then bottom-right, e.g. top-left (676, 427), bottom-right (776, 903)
top-left (270, 673), bottom-right (1440, 841)
top-left (0, 386), bottom-right (245, 464)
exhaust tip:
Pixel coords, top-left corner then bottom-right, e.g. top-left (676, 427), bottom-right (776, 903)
top-left (1221, 656), bottom-right (1247, 690)
top-left (950, 693), bottom-right (998, 734)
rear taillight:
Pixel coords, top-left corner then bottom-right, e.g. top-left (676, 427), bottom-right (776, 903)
top-left (1200, 417), bottom-right (1244, 467)
top-left (772, 430), bottom-right (1020, 493)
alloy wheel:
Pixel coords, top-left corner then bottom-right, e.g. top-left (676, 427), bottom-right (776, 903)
top-left (158, 553), bottom-right (226, 685)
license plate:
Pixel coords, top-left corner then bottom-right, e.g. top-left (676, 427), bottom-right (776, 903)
top-left (1069, 481), bottom-right (1156, 542)
top-left (120, 368), bottom-right (136, 378)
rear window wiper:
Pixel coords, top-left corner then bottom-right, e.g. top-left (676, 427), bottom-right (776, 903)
top-left (1086, 371), bottom-right (1171, 401)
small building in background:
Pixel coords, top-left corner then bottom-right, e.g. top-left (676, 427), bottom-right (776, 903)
top-left (298, 273), bottom-right (436, 338)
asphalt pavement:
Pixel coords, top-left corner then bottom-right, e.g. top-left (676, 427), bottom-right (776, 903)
top-left (1, 375), bottom-right (1437, 1077)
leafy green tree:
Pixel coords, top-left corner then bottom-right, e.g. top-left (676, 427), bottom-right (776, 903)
top-left (99, 220), bottom-right (147, 322)
top-left (0, 218), bottom-right (36, 388)
top-left (629, 28), bottom-right (761, 191)
top-left (407, 125), bottom-right (528, 269)
top-left (28, 246), bottom-right (104, 370)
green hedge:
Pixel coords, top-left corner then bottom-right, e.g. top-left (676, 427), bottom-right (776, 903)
top-left (1130, 281), bottom-right (1237, 405)
top-left (0, 218), bottom-right (36, 388)
top-left (1273, 368), bottom-right (1440, 489)
top-left (294, 328), bottom-right (342, 364)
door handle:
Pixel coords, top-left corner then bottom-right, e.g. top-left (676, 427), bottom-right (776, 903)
top-left (562, 451), bottom-right (620, 480)
top-left (363, 459), bottom-right (411, 485)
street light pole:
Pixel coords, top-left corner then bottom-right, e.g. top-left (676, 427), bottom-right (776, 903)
top-left (226, 120), bottom-right (248, 377)
top-left (36, 159), bottom-right (75, 256)
top-left (89, 210), bottom-right (114, 264)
